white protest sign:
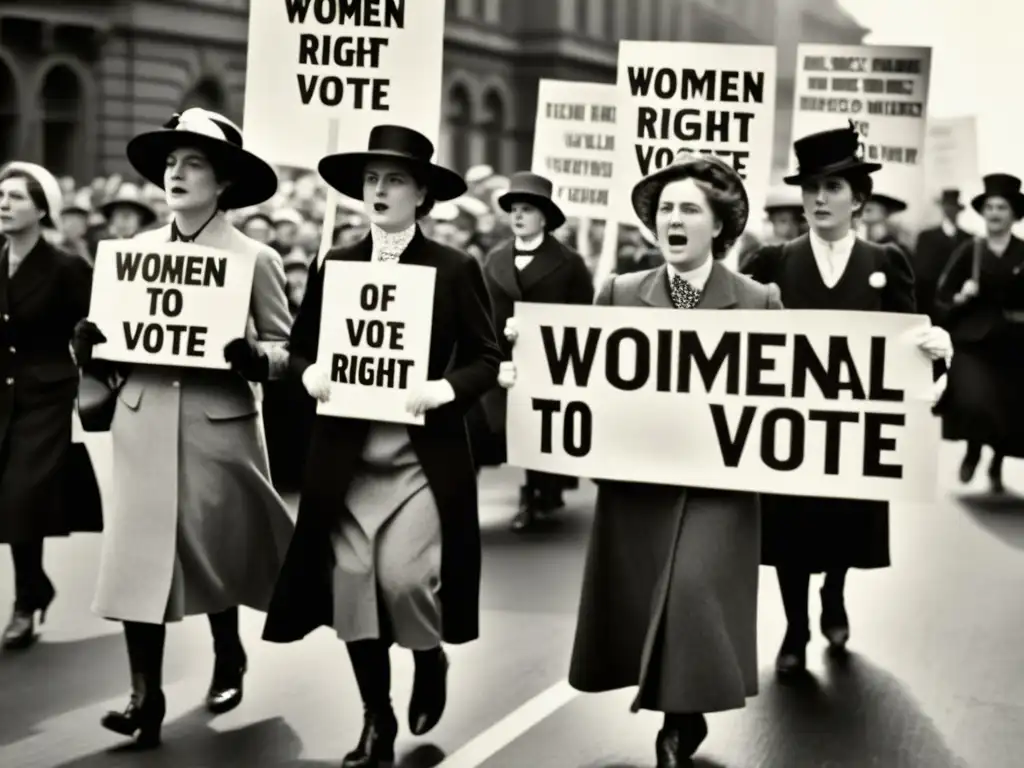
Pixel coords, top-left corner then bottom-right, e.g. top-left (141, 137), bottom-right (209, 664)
top-left (316, 260), bottom-right (436, 425)
top-left (790, 44), bottom-right (932, 215)
top-left (531, 80), bottom-right (617, 220)
top-left (506, 303), bottom-right (939, 502)
top-left (613, 41), bottom-right (777, 233)
top-left (242, 0), bottom-right (446, 170)
top-left (88, 240), bottom-right (256, 370)
top-left (923, 116), bottom-right (981, 228)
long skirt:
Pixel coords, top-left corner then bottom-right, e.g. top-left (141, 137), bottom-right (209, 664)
top-left (330, 424), bottom-right (443, 650)
top-left (940, 342), bottom-right (1024, 456)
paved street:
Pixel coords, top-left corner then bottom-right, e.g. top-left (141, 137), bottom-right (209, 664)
top-left (0, 435), bottom-right (1022, 767)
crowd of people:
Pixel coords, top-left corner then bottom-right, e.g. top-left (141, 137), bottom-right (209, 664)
top-left (0, 101), bottom-right (1021, 768)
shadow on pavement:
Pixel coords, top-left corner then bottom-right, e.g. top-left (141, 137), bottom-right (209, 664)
top-left (747, 652), bottom-right (969, 767)
top-left (958, 491), bottom-right (1024, 551)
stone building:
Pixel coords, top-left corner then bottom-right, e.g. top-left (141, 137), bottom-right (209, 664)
top-left (0, 0), bottom-right (866, 183)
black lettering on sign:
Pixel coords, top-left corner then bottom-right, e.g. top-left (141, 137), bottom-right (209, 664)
top-left (808, 409), bottom-right (860, 475)
top-left (298, 34), bottom-right (389, 67)
top-left (122, 322), bottom-right (207, 357)
top-left (676, 331), bottom-right (741, 395)
top-left (530, 398), bottom-right (592, 457)
top-left (746, 333), bottom-right (787, 396)
top-left (760, 407), bottom-right (805, 471)
top-left (539, 326), bottom-right (601, 386)
top-left (626, 67), bottom-right (765, 103)
top-left (359, 283), bottom-right (398, 311)
top-left (605, 328), bottom-right (649, 391)
top-left (330, 353), bottom-right (414, 389)
top-left (863, 412), bottom-right (904, 478)
top-left (284, 0), bottom-right (406, 27)
top-left (115, 252), bottom-right (226, 287)
top-left (345, 318), bottom-right (404, 349)
top-left (145, 287), bottom-right (184, 318)
top-left (636, 107), bottom-right (755, 144)
top-left (297, 75), bottom-right (389, 109)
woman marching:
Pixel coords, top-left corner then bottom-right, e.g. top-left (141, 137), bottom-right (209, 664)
top-left (479, 171), bottom-right (594, 532)
top-left (261, 125), bottom-right (500, 767)
top-left (0, 161), bottom-right (102, 650)
top-left (502, 153), bottom-right (780, 765)
top-left (934, 173), bottom-right (1024, 493)
top-left (741, 123), bottom-right (951, 675)
top-left (71, 108), bottom-right (295, 748)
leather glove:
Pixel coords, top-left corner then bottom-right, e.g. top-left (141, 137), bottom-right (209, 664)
top-left (72, 319), bottom-right (106, 366)
top-left (223, 337), bottom-right (269, 382)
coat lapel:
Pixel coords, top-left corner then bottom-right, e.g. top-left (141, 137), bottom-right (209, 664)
top-left (639, 265), bottom-right (674, 308)
top-left (482, 239), bottom-right (521, 300)
top-left (697, 262), bottom-right (738, 309)
top-left (517, 236), bottom-right (568, 293)
top-left (8, 238), bottom-right (55, 313)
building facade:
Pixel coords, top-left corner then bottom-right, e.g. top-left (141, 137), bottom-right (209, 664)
top-left (0, 0), bottom-right (866, 184)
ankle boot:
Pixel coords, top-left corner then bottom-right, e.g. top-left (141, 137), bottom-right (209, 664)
top-left (960, 442), bottom-right (982, 483)
top-left (344, 640), bottom-right (397, 767)
top-left (989, 453), bottom-right (1005, 494)
top-left (820, 586), bottom-right (850, 651)
top-left (343, 708), bottom-right (398, 768)
top-left (3, 547), bottom-right (56, 650)
top-left (656, 713), bottom-right (708, 767)
top-left (207, 607), bottom-right (247, 714)
top-left (409, 647), bottom-right (448, 735)
top-left (102, 622), bottom-right (166, 749)
top-left (775, 568), bottom-right (810, 675)
top-left (510, 485), bottom-right (538, 532)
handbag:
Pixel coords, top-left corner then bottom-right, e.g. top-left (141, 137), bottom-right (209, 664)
top-left (77, 369), bottom-right (124, 433)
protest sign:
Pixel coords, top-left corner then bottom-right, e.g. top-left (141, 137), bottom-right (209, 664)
top-left (790, 44), bottom-right (931, 216)
top-left (316, 260), bottom-right (436, 425)
top-left (612, 41), bottom-right (777, 233)
top-left (923, 116), bottom-right (981, 228)
top-left (242, 0), bottom-right (446, 170)
top-left (506, 304), bottom-right (939, 502)
top-left (531, 80), bottom-right (617, 220)
top-left (87, 240), bottom-right (257, 370)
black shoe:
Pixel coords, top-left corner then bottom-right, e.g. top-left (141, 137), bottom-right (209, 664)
top-left (820, 588), bottom-right (850, 652)
top-left (775, 627), bottom-right (808, 676)
top-left (409, 648), bottom-right (448, 736)
top-left (2, 583), bottom-right (55, 651)
top-left (989, 469), bottom-right (1005, 494)
top-left (101, 687), bottom-right (166, 750)
top-left (206, 653), bottom-right (247, 714)
top-left (510, 487), bottom-right (538, 533)
top-left (655, 714), bottom-right (708, 767)
top-left (342, 708), bottom-right (398, 768)
top-left (960, 450), bottom-right (980, 484)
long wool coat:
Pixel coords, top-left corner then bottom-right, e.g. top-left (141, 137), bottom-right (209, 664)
top-left (90, 214), bottom-right (295, 624)
top-left (741, 234), bottom-right (917, 571)
top-left (477, 233), bottom-right (594, 465)
top-left (0, 237), bottom-right (102, 542)
top-left (262, 229), bottom-right (501, 646)
top-left (568, 262), bottom-right (780, 714)
top-left (913, 223), bottom-right (972, 321)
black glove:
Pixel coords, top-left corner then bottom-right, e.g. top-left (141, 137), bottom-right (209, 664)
top-left (72, 319), bottom-right (106, 366)
top-left (223, 337), bottom-right (269, 383)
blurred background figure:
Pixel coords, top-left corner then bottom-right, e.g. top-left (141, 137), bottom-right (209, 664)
top-left (269, 208), bottom-right (303, 257)
top-left (240, 211), bottom-right (275, 244)
top-left (913, 189), bottom-right (972, 323)
top-left (99, 184), bottom-right (158, 241)
top-left (861, 192), bottom-right (913, 257)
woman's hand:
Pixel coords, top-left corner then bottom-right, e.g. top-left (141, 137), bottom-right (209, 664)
top-left (72, 319), bottom-right (106, 366)
top-left (302, 362), bottom-right (332, 403)
top-left (929, 373), bottom-right (948, 408)
top-left (497, 361), bottom-right (517, 389)
top-left (910, 325), bottom-right (953, 363)
top-left (405, 379), bottom-right (456, 417)
top-left (504, 317), bottom-right (519, 346)
top-left (223, 338), bottom-right (269, 382)
top-left (953, 278), bottom-right (979, 305)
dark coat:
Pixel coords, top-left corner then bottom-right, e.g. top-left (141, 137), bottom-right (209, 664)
top-left (741, 234), bottom-right (916, 571)
top-left (0, 237), bottom-right (101, 543)
top-left (933, 236), bottom-right (1024, 455)
top-left (914, 224), bottom-right (972, 321)
top-left (262, 229), bottom-right (501, 645)
top-left (477, 234), bottom-right (594, 465)
top-left (568, 262), bottom-right (780, 714)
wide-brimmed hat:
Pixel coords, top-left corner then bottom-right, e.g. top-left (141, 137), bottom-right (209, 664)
top-left (764, 185), bottom-right (804, 214)
top-left (972, 173), bottom-right (1024, 219)
top-left (783, 121), bottom-right (882, 185)
top-left (631, 151), bottom-right (749, 248)
top-left (868, 193), bottom-right (907, 215)
top-left (938, 189), bottom-right (965, 211)
top-left (126, 108), bottom-right (278, 210)
top-left (0, 161), bottom-right (64, 232)
top-left (318, 125), bottom-right (466, 203)
top-left (497, 172), bottom-right (566, 231)
top-left (100, 185), bottom-right (158, 227)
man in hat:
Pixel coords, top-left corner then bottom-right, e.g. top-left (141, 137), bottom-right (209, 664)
top-left (269, 208), bottom-right (304, 257)
top-left (742, 122), bottom-right (952, 678)
top-left (913, 189), bottom-right (972, 322)
top-left (860, 192), bottom-right (913, 257)
top-left (479, 171), bottom-right (594, 532)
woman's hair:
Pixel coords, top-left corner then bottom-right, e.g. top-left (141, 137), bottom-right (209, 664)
top-left (658, 157), bottom-right (748, 258)
top-left (846, 171), bottom-right (874, 216)
top-left (406, 163), bottom-right (436, 220)
top-left (0, 168), bottom-right (53, 227)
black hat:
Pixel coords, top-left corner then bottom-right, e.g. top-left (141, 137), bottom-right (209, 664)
top-left (783, 121), bottom-right (882, 185)
top-left (971, 174), bottom-right (1024, 219)
top-left (631, 151), bottom-right (749, 250)
top-left (868, 193), bottom-right (907, 215)
top-left (497, 172), bottom-right (566, 231)
top-left (938, 189), bottom-right (965, 210)
top-left (318, 125), bottom-right (466, 203)
top-left (126, 108), bottom-right (278, 210)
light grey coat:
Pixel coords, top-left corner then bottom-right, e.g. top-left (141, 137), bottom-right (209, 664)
top-left (568, 261), bottom-right (782, 714)
top-left (91, 214), bottom-right (295, 624)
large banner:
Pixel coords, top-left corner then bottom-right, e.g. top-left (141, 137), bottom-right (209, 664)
top-left (506, 304), bottom-right (939, 502)
top-left (88, 240), bottom-right (257, 369)
top-left (531, 80), bottom-right (617, 220)
top-left (316, 261), bottom-right (436, 425)
top-left (790, 44), bottom-right (932, 216)
top-left (613, 41), bottom-right (777, 233)
top-left (242, 0), bottom-right (446, 170)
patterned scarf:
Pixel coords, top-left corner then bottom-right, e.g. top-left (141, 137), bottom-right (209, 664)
top-left (669, 273), bottom-right (702, 309)
top-left (370, 223), bottom-right (416, 262)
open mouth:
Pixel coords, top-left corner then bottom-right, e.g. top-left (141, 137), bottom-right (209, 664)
top-left (667, 233), bottom-right (688, 247)
top-left (373, 203), bottom-right (389, 213)
top-left (813, 210), bottom-right (829, 218)
top-left (169, 186), bottom-right (187, 195)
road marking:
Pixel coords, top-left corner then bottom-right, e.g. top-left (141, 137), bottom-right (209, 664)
top-left (437, 680), bottom-right (579, 767)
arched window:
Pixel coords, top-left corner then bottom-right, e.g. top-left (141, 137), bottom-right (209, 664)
top-left (0, 59), bottom-right (18, 163)
top-left (180, 77), bottom-right (227, 114)
top-left (446, 83), bottom-right (472, 174)
top-left (39, 65), bottom-right (83, 179)
top-left (481, 89), bottom-right (505, 172)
